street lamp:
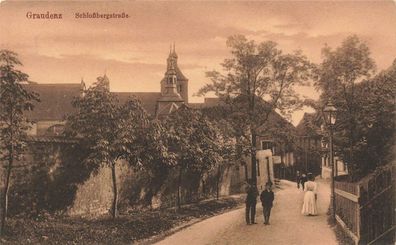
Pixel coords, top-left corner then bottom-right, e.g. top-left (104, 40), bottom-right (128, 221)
top-left (323, 100), bottom-right (337, 222)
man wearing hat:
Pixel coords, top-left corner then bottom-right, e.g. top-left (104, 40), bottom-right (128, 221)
top-left (245, 179), bottom-right (259, 225)
top-left (260, 182), bottom-right (275, 225)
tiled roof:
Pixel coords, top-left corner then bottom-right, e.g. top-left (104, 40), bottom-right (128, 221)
top-left (175, 66), bottom-right (188, 81)
top-left (113, 92), bottom-right (161, 115)
top-left (23, 83), bottom-right (81, 121)
top-left (157, 102), bottom-right (181, 117)
top-left (23, 84), bottom-right (162, 121)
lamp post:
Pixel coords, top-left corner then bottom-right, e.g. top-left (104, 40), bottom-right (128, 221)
top-left (323, 100), bottom-right (337, 222)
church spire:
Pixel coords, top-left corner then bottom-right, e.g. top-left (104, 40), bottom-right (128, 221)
top-left (80, 77), bottom-right (86, 97)
top-left (167, 42), bottom-right (178, 70)
top-left (159, 46), bottom-right (188, 103)
top-left (160, 45), bottom-right (183, 100)
top-left (167, 42), bottom-right (178, 60)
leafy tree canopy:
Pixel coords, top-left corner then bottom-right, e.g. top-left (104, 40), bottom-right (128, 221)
top-left (314, 36), bottom-right (395, 180)
top-left (0, 49), bottom-right (39, 235)
top-left (164, 105), bottom-right (224, 174)
top-left (197, 35), bottom-right (312, 183)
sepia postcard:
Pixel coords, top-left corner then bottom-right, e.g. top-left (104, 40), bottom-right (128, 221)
top-left (0, 1), bottom-right (395, 244)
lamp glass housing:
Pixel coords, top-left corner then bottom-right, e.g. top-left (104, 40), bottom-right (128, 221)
top-left (324, 102), bottom-right (337, 126)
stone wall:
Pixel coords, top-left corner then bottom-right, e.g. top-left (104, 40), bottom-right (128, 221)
top-left (5, 140), bottom-right (246, 217)
top-left (67, 161), bottom-right (133, 216)
top-left (67, 166), bottom-right (114, 216)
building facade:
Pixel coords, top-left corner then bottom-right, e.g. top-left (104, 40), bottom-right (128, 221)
top-left (24, 47), bottom-right (198, 136)
top-left (295, 113), bottom-right (323, 176)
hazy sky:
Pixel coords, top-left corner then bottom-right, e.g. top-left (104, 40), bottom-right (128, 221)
top-left (1, 1), bottom-right (395, 125)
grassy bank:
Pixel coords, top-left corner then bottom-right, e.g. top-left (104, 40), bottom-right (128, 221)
top-left (1, 195), bottom-right (244, 244)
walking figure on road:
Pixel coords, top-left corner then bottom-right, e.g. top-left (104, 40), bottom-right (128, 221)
top-left (260, 182), bottom-right (274, 225)
top-left (301, 174), bottom-right (318, 216)
top-left (296, 171), bottom-right (301, 189)
top-left (245, 179), bottom-right (259, 225)
top-left (300, 173), bottom-right (307, 190)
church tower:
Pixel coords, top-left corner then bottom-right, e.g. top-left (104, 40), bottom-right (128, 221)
top-left (157, 44), bottom-right (186, 117)
top-left (160, 44), bottom-right (189, 103)
top-left (157, 44), bottom-right (189, 117)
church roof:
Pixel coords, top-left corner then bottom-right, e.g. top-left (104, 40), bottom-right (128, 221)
top-left (157, 102), bottom-right (181, 117)
top-left (23, 83), bottom-right (81, 121)
top-left (113, 92), bottom-right (161, 115)
top-left (175, 66), bottom-right (188, 81)
top-left (23, 84), bottom-right (162, 120)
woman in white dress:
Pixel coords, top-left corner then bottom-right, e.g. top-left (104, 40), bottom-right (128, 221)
top-left (301, 174), bottom-right (318, 216)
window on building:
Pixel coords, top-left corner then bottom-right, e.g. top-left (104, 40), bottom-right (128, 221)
top-left (261, 140), bottom-right (275, 154)
top-left (261, 141), bottom-right (272, 151)
top-left (178, 85), bottom-right (182, 92)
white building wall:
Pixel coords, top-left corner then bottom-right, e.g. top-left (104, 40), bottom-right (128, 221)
top-left (321, 156), bottom-right (348, 179)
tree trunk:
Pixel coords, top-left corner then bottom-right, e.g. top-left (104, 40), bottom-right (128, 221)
top-left (0, 110), bottom-right (14, 237)
top-left (216, 165), bottom-right (222, 200)
top-left (244, 163), bottom-right (248, 181)
top-left (0, 146), bottom-right (13, 236)
top-left (111, 162), bottom-right (118, 218)
top-left (201, 179), bottom-right (205, 197)
top-left (0, 163), bottom-right (12, 236)
top-left (176, 166), bottom-right (182, 211)
top-left (251, 131), bottom-right (257, 184)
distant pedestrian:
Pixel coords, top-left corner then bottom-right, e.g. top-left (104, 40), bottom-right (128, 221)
top-left (296, 171), bottom-right (301, 189)
top-left (260, 182), bottom-right (275, 225)
top-left (301, 174), bottom-right (318, 216)
top-left (245, 179), bottom-right (259, 225)
top-left (300, 173), bottom-right (307, 190)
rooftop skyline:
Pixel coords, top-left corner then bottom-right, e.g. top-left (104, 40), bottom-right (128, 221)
top-left (1, 1), bottom-right (395, 125)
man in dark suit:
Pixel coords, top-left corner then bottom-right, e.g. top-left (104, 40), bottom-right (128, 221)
top-left (300, 173), bottom-right (307, 190)
top-left (260, 182), bottom-right (275, 225)
top-left (296, 170), bottom-right (301, 189)
top-left (245, 179), bottom-right (259, 225)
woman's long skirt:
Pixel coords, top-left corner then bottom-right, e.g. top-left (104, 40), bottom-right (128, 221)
top-left (301, 191), bottom-right (317, 215)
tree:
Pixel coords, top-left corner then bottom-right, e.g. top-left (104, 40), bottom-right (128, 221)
top-left (65, 75), bottom-right (148, 218)
top-left (127, 119), bottom-right (176, 206)
top-left (0, 50), bottom-right (39, 235)
top-left (343, 60), bottom-right (395, 179)
top-left (314, 36), bottom-right (378, 179)
top-left (164, 105), bottom-right (223, 209)
top-left (200, 105), bottom-right (245, 198)
top-left (197, 35), bottom-right (312, 184)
